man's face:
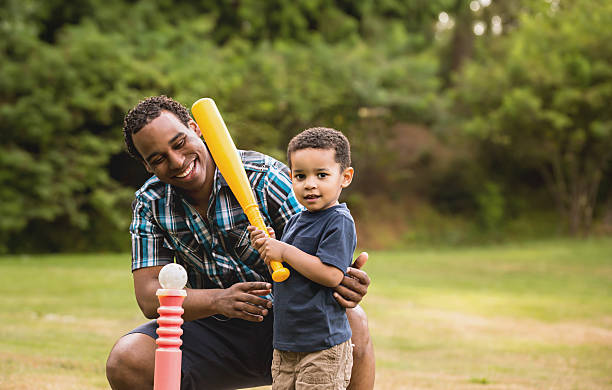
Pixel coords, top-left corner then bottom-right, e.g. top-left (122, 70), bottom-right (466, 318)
top-left (132, 111), bottom-right (212, 195)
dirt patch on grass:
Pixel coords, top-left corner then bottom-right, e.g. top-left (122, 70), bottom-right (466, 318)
top-left (369, 296), bottom-right (612, 347)
top-left (425, 307), bottom-right (612, 347)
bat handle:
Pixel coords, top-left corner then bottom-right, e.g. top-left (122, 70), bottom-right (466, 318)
top-left (265, 228), bottom-right (290, 282)
top-left (269, 260), bottom-right (290, 282)
top-left (244, 205), bottom-right (290, 282)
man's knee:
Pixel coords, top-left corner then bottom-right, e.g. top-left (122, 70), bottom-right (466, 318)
top-left (348, 305), bottom-right (373, 355)
top-left (106, 333), bottom-right (156, 390)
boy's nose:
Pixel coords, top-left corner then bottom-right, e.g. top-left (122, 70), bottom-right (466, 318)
top-left (304, 179), bottom-right (317, 189)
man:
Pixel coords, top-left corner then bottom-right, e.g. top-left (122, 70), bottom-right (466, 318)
top-left (106, 96), bottom-right (375, 389)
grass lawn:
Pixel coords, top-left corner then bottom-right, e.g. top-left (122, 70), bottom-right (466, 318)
top-left (0, 238), bottom-right (611, 389)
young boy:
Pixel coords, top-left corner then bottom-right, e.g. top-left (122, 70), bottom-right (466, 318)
top-left (249, 127), bottom-right (356, 390)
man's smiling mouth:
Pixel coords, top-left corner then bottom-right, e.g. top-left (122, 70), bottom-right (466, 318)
top-left (175, 160), bottom-right (195, 178)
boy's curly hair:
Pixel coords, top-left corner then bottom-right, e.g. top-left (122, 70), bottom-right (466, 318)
top-left (123, 95), bottom-right (192, 161)
top-left (287, 127), bottom-right (351, 170)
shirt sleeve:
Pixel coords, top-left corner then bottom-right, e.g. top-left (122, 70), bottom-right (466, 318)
top-left (316, 214), bottom-right (357, 273)
top-left (129, 198), bottom-right (174, 271)
top-left (264, 161), bottom-right (303, 237)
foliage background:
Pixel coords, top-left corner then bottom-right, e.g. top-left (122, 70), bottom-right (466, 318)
top-left (1, 0), bottom-right (611, 253)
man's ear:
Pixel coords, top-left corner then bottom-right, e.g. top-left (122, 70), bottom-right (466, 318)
top-left (188, 119), bottom-right (202, 137)
top-left (341, 167), bottom-right (354, 188)
top-left (143, 160), bottom-right (154, 174)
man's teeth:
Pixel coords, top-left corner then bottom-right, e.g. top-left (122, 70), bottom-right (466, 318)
top-left (176, 161), bottom-right (194, 178)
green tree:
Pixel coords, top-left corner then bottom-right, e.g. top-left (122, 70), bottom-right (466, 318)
top-left (453, 0), bottom-right (612, 235)
top-left (0, 1), bottom-right (163, 252)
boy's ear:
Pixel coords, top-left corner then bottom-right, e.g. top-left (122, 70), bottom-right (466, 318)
top-left (341, 167), bottom-right (354, 188)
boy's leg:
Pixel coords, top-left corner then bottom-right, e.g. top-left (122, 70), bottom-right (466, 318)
top-left (347, 306), bottom-right (375, 390)
top-left (271, 350), bottom-right (297, 390)
top-left (106, 314), bottom-right (274, 390)
top-left (294, 340), bottom-right (353, 390)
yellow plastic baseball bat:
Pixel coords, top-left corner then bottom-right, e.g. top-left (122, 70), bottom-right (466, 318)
top-left (191, 98), bottom-right (290, 283)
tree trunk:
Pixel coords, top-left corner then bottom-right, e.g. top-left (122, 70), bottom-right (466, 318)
top-left (440, 0), bottom-right (474, 87)
top-left (546, 165), bottom-right (602, 236)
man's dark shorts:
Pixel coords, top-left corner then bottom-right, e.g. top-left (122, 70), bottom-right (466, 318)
top-left (129, 314), bottom-right (274, 389)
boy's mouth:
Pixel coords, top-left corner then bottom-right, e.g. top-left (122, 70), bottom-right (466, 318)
top-left (304, 194), bottom-right (320, 200)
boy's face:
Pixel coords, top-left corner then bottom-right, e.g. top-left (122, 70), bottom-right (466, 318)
top-left (290, 148), bottom-right (353, 212)
top-left (132, 111), bottom-right (212, 196)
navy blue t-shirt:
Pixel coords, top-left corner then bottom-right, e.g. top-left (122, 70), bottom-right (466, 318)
top-left (273, 203), bottom-right (356, 352)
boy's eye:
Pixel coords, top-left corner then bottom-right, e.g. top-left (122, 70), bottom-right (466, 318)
top-left (294, 174), bottom-right (306, 180)
top-left (317, 173), bottom-right (328, 178)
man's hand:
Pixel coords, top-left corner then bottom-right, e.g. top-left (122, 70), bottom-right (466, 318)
top-left (212, 282), bottom-right (272, 322)
top-left (334, 252), bottom-right (371, 308)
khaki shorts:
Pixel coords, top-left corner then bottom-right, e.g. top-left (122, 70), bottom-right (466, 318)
top-left (271, 339), bottom-right (353, 390)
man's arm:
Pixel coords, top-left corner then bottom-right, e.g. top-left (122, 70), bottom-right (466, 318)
top-left (133, 266), bottom-right (273, 322)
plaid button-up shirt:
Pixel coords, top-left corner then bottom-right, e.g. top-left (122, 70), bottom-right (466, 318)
top-left (130, 150), bottom-right (302, 289)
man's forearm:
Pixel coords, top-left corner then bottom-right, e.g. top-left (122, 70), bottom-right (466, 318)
top-left (139, 286), bottom-right (220, 321)
top-left (181, 288), bottom-right (222, 321)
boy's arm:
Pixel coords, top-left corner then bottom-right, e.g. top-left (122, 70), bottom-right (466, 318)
top-left (263, 238), bottom-right (344, 288)
top-left (249, 226), bottom-right (345, 288)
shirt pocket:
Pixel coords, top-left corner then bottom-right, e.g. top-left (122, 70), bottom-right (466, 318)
top-left (291, 236), bottom-right (318, 256)
top-left (233, 223), bottom-right (253, 258)
top-left (171, 231), bottom-right (201, 256)
top-left (223, 220), bottom-right (254, 260)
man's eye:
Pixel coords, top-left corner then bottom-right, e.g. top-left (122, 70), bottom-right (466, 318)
top-left (151, 156), bottom-right (165, 165)
top-left (175, 138), bottom-right (186, 148)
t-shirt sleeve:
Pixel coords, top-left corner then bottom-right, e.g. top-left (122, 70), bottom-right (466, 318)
top-left (129, 198), bottom-right (174, 271)
top-left (316, 214), bottom-right (357, 273)
top-left (264, 161), bottom-right (303, 237)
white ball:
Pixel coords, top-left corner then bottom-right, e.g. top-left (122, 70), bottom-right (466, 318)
top-left (158, 263), bottom-right (188, 289)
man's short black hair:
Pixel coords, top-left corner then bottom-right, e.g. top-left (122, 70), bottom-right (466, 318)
top-left (123, 95), bottom-right (192, 161)
top-left (287, 127), bottom-right (351, 170)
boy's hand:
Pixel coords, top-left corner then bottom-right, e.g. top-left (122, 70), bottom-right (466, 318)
top-left (260, 238), bottom-right (286, 265)
top-left (247, 225), bottom-right (276, 253)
